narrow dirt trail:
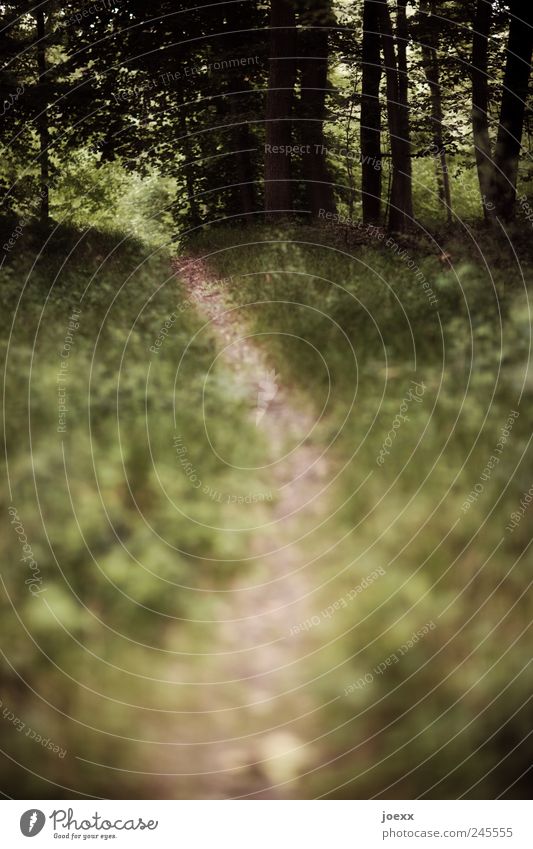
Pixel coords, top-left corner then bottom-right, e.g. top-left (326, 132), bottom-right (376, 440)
top-left (166, 256), bottom-right (331, 798)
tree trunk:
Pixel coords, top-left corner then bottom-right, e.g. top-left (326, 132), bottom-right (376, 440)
top-left (361, 0), bottom-right (382, 224)
top-left (420, 0), bottom-right (452, 224)
top-left (471, 0), bottom-right (494, 219)
top-left (265, 0), bottom-right (297, 217)
top-left (232, 118), bottom-right (257, 219)
top-left (395, 0), bottom-right (413, 223)
top-left (377, 0), bottom-right (413, 231)
top-left (225, 3), bottom-right (258, 220)
top-left (35, 5), bottom-right (49, 223)
top-left (298, 0), bottom-right (337, 217)
top-left (298, 15), bottom-right (336, 218)
top-left (491, 0), bottom-right (533, 219)
top-left (177, 110), bottom-right (201, 227)
top-left (222, 83), bottom-right (257, 220)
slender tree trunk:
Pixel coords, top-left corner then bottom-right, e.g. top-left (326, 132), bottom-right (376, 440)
top-left (221, 82), bottom-right (257, 219)
top-left (491, 0), bottom-right (533, 219)
top-left (471, 0), bottom-right (494, 219)
top-left (420, 0), bottom-right (452, 224)
top-left (233, 118), bottom-right (257, 218)
top-left (177, 111), bottom-right (200, 227)
top-left (395, 0), bottom-right (413, 222)
top-left (265, 0), bottom-right (297, 216)
top-left (345, 95), bottom-right (357, 220)
top-left (377, 0), bottom-right (412, 231)
top-left (35, 5), bottom-right (49, 223)
top-left (225, 3), bottom-right (258, 220)
top-left (361, 0), bottom-right (382, 224)
top-left (298, 0), bottom-right (337, 217)
top-left (422, 55), bottom-right (452, 222)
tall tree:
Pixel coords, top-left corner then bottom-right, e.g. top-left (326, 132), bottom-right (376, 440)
top-left (229, 97), bottom-right (258, 220)
top-left (377, 0), bottom-right (413, 231)
top-left (177, 110), bottom-right (201, 228)
top-left (471, 0), bottom-right (533, 220)
top-left (419, 0), bottom-right (452, 224)
top-left (223, 0), bottom-right (260, 220)
top-left (34, 3), bottom-right (49, 222)
top-left (297, 0), bottom-right (337, 217)
top-left (265, 0), bottom-right (297, 216)
top-left (360, 0), bottom-right (382, 224)
top-left (490, 0), bottom-right (533, 219)
top-left (471, 0), bottom-right (494, 219)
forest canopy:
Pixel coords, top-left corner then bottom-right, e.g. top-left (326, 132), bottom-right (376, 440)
top-left (1, 0), bottom-right (532, 232)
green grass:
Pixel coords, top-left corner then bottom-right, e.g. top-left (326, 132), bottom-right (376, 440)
top-left (187, 223), bottom-right (533, 798)
top-left (0, 221), bottom-right (272, 797)
top-left (2, 211), bottom-right (532, 798)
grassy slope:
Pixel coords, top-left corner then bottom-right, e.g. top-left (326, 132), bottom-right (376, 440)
top-left (189, 223), bottom-right (533, 798)
top-left (1, 213), bottom-right (531, 798)
top-left (0, 222), bottom-right (272, 797)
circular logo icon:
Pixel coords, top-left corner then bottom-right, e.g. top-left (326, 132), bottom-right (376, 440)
top-left (20, 810), bottom-right (46, 837)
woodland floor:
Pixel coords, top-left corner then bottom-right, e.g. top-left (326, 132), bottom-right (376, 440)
top-left (153, 256), bottom-right (333, 798)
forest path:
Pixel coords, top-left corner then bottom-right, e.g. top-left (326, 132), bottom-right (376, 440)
top-left (167, 255), bottom-right (330, 798)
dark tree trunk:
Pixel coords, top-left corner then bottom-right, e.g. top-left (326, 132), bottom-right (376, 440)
top-left (395, 0), bottom-right (413, 222)
top-left (232, 118), bottom-right (257, 219)
top-left (265, 0), bottom-right (297, 216)
top-left (377, 0), bottom-right (413, 231)
top-left (361, 0), bottom-right (382, 224)
top-left (222, 82), bottom-right (257, 219)
top-left (420, 0), bottom-right (452, 224)
top-left (225, 3), bottom-right (258, 220)
top-left (177, 110), bottom-right (201, 227)
top-left (491, 0), bottom-right (533, 219)
top-left (298, 18), bottom-right (337, 217)
top-left (471, 0), bottom-right (494, 219)
top-left (35, 5), bottom-right (49, 223)
top-left (423, 51), bottom-right (452, 221)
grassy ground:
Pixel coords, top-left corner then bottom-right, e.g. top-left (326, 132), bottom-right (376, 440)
top-left (187, 222), bottom-right (533, 798)
top-left (1, 214), bottom-right (532, 798)
top-left (1, 222), bottom-right (274, 797)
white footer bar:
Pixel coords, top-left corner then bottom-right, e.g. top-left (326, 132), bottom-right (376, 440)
top-left (1, 800), bottom-right (530, 848)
